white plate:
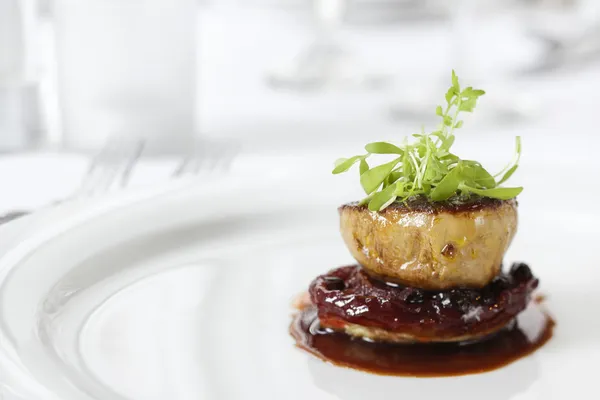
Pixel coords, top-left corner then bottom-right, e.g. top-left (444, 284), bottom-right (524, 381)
top-left (0, 175), bottom-right (598, 400)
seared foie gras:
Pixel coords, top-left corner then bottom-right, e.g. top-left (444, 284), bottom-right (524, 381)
top-left (339, 196), bottom-right (518, 290)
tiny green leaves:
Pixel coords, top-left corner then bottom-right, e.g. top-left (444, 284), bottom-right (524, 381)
top-left (457, 85), bottom-right (485, 113)
top-left (461, 162), bottom-right (496, 188)
top-left (462, 186), bottom-right (523, 200)
top-left (472, 166), bottom-right (496, 188)
top-left (332, 155), bottom-right (365, 174)
top-left (451, 70), bottom-right (460, 92)
top-left (365, 142), bottom-right (404, 155)
top-left (496, 136), bottom-right (522, 185)
top-left (445, 87), bottom-right (456, 104)
top-left (430, 167), bottom-right (461, 201)
top-left (383, 170), bottom-right (402, 188)
top-left (368, 184), bottom-right (397, 211)
top-left (332, 71), bottom-right (522, 210)
top-left (461, 87), bottom-right (485, 98)
top-left (440, 135), bottom-right (455, 152)
top-left (359, 158), bottom-right (369, 176)
top-left (360, 158), bottom-right (401, 194)
top-left (459, 98), bottom-right (477, 112)
top-left (497, 165), bottom-right (518, 186)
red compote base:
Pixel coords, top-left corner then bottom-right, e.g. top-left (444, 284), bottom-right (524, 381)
top-left (310, 263), bottom-right (539, 342)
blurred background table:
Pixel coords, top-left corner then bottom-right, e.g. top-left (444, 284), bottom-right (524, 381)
top-left (1, 0), bottom-right (600, 212)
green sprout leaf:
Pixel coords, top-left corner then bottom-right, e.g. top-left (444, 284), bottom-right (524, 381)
top-left (359, 158), bottom-right (369, 176)
top-left (497, 165), bottom-right (518, 186)
top-left (461, 87), bottom-right (485, 98)
top-left (462, 186), bottom-right (523, 200)
top-left (383, 170), bottom-right (402, 188)
top-left (360, 158), bottom-right (401, 194)
top-left (496, 136), bottom-right (522, 185)
top-left (332, 155), bottom-right (365, 174)
top-left (358, 194), bottom-right (373, 206)
top-left (445, 87), bottom-right (456, 104)
top-left (459, 98), bottom-right (477, 112)
top-left (365, 142), bottom-right (404, 155)
top-left (461, 162), bottom-right (496, 188)
top-left (368, 184), bottom-right (397, 211)
top-left (430, 166), bottom-right (461, 201)
top-left (440, 135), bottom-right (455, 152)
top-left (452, 70), bottom-right (460, 92)
top-left (332, 71), bottom-right (523, 210)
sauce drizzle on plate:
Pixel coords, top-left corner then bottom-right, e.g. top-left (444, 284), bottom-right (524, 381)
top-left (291, 305), bottom-right (554, 377)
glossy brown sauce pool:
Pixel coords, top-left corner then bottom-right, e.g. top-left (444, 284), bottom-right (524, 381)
top-left (290, 306), bottom-right (554, 377)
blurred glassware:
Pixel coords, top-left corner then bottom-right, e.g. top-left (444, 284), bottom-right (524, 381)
top-left (0, 82), bottom-right (42, 151)
top-left (52, 0), bottom-right (198, 155)
top-left (390, 0), bottom-right (541, 125)
top-left (344, 0), bottom-right (446, 25)
top-left (518, 0), bottom-right (600, 73)
top-left (0, 0), bottom-right (42, 152)
top-left (0, 0), bottom-right (25, 80)
top-left (266, 0), bottom-right (392, 90)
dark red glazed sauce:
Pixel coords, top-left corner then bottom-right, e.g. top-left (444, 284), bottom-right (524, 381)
top-left (290, 305), bottom-right (554, 377)
top-left (309, 264), bottom-right (538, 342)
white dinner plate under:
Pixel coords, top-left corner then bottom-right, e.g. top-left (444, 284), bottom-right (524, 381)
top-left (0, 174), bottom-right (597, 400)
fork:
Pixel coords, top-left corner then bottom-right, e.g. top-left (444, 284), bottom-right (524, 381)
top-left (172, 139), bottom-right (238, 177)
top-left (0, 136), bottom-right (145, 225)
top-left (75, 136), bottom-right (145, 198)
top-left (0, 136), bottom-right (240, 226)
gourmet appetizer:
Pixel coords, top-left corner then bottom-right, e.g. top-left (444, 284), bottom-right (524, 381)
top-left (291, 72), bottom-right (553, 376)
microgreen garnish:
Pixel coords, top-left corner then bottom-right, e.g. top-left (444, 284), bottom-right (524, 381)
top-left (332, 71), bottom-right (523, 211)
